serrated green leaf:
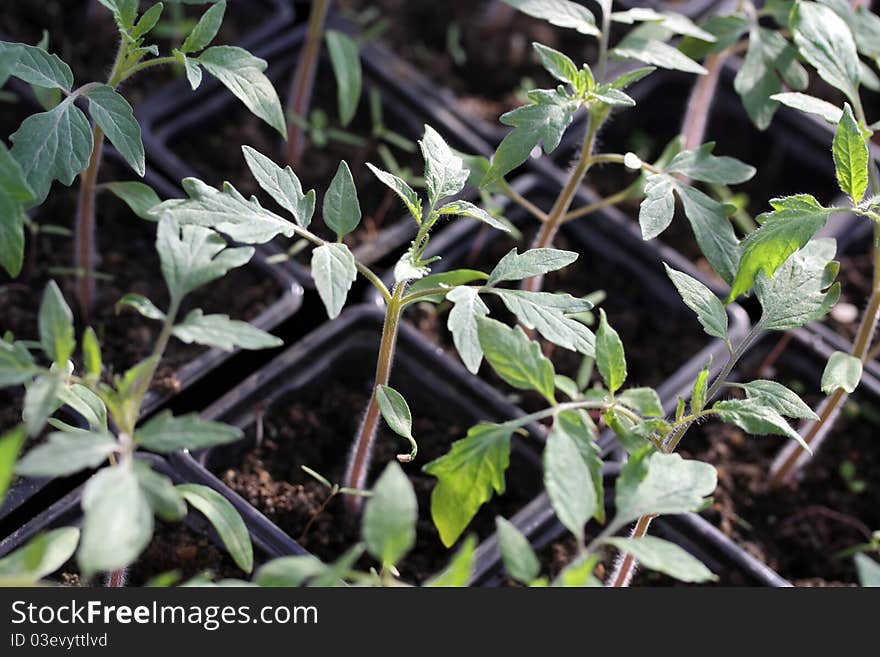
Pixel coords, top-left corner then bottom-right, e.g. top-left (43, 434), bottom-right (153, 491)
top-left (79, 465), bottom-right (153, 576)
top-left (324, 161), bottom-right (361, 238)
top-left (0, 41), bottom-right (73, 90)
top-left (477, 317), bottom-right (556, 402)
top-left (821, 351), bottom-right (862, 394)
top-left (770, 92), bottom-right (843, 124)
top-left (156, 216), bottom-right (254, 300)
top-left (503, 0), bottom-right (598, 35)
top-left (241, 146), bottom-right (315, 228)
top-left (181, 0), bottom-right (225, 53)
top-left (732, 379), bottom-right (819, 420)
top-left (437, 199), bottom-right (514, 234)
top-left (424, 422), bottom-right (513, 547)
top-left (178, 483), bottom-right (253, 573)
top-left (544, 414), bottom-right (597, 541)
top-left (325, 30), bottom-right (361, 126)
top-left (664, 264), bottom-right (728, 340)
top-left (311, 243), bottom-right (357, 319)
top-left (713, 398), bottom-right (811, 452)
top-left (832, 104), bottom-right (869, 203)
top-left (489, 289), bottom-right (595, 356)
top-left (666, 143), bottom-right (755, 184)
top-left (172, 309), bottom-right (282, 351)
top-left (729, 195), bottom-right (834, 301)
top-left (420, 125), bottom-right (468, 207)
top-left (135, 410), bottom-right (243, 453)
top-left (487, 247), bottom-right (578, 286)
top-left (596, 310), bottom-right (626, 394)
top-left (16, 429), bottom-right (115, 476)
top-left (604, 536), bottom-right (716, 583)
top-left (532, 42), bottom-right (578, 85)
top-left (792, 1), bottom-right (860, 103)
top-left (10, 99), bottom-right (93, 203)
top-left (446, 286), bottom-right (489, 374)
top-left (639, 173), bottom-right (675, 240)
top-left (105, 181), bottom-right (161, 221)
top-left (85, 85), bottom-right (145, 176)
top-left (366, 163), bottom-right (421, 221)
top-left (362, 461), bottom-right (417, 568)
top-left (496, 516), bottom-right (540, 584)
top-left (198, 46), bottom-right (286, 137)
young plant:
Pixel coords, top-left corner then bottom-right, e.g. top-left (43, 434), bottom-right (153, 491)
top-left (0, 216), bottom-right (282, 584)
top-left (0, 0), bottom-right (285, 317)
top-left (151, 123), bottom-right (601, 512)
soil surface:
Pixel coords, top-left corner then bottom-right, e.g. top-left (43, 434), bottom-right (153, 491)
top-left (0, 157), bottom-right (283, 399)
top-left (212, 378), bottom-right (542, 584)
top-left (340, 0), bottom-right (599, 127)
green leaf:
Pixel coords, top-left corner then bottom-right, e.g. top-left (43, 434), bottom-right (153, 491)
top-left (135, 410), bottom-right (243, 453)
top-left (639, 174), bottom-right (675, 240)
top-left (22, 375), bottom-right (61, 437)
top-left (79, 465), bottom-right (153, 576)
top-left (116, 293), bottom-right (166, 320)
top-left (325, 30), bottom-right (361, 126)
top-left (666, 143), bottom-right (755, 184)
top-left (618, 388), bottom-right (664, 418)
top-left (376, 385), bottom-right (416, 462)
top-left (81, 327), bottom-right (102, 380)
top-left (420, 125), bottom-right (468, 207)
top-left (663, 265), bottom-right (728, 340)
top-left (770, 92), bottom-right (843, 124)
top-left (0, 425), bottom-right (26, 504)
top-left (182, 54), bottom-right (203, 89)
top-left (181, 0), bottom-right (226, 53)
top-left (154, 178), bottom-right (296, 244)
top-left (691, 367), bottom-right (709, 413)
top-left (85, 85), bottom-right (145, 176)
top-left (553, 553), bottom-right (601, 587)
top-left (544, 414), bottom-right (597, 541)
top-left (10, 99), bottom-right (93, 202)
top-left (502, 0), bottom-right (599, 35)
top-left (554, 410), bottom-right (604, 522)
top-left (134, 461), bottom-right (186, 522)
top-left (487, 247), bottom-right (577, 286)
top-left (178, 483), bottom-right (253, 573)
top-left (613, 451), bottom-right (716, 528)
top-left (713, 398), bottom-right (811, 452)
top-left (610, 66), bottom-right (657, 90)
top-left (105, 181), bottom-right (161, 221)
top-left (97, 0), bottom-right (138, 29)
top-left (405, 269), bottom-right (487, 305)
top-left (792, 0), bottom-right (860, 103)
top-left (612, 36), bottom-right (707, 75)
top-left (532, 42), bottom-right (578, 85)
top-left (437, 199), bottom-right (514, 234)
top-left (483, 89), bottom-right (577, 184)
top-left (821, 351), bottom-right (862, 394)
top-left (732, 380), bottom-right (818, 421)
top-left (832, 104), bottom-right (869, 203)
top-left (132, 2), bottom-right (164, 39)
top-left (855, 554), bottom-right (880, 587)
top-left (156, 216), bottom-right (254, 300)
top-left (426, 535), bottom-right (477, 587)
top-left (611, 8), bottom-right (716, 41)
top-left (496, 516), bottom-right (539, 584)
top-left (0, 142), bottom-right (33, 277)
top-left (0, 41), bottom-right (73, 90)
top-left (595, 310), bottom-right (626, 394)
top-left (676, 183), bottom-right (740, 286)
top-left (755, 238), bottom-right (840, 330)
top-left (729, 195), bottom-right (833, 301)
top-left (587, 86), bottom-right (635, 107)
top-left (254, 555), bottom-right (328, 587)
top-left (366, 163), bottom-right (421, 221)
top-left (171, 309), bottom-right (282, 351)
top-left (16, 430), bottom-right (115, 477)
top-left (477, 317), bottom-right (556, 403)
top-left (447, 286), bottom-right (489, 374)
top-left (424, 422), bottom-right (513, 547)
top-left (197, 46), bottom-right (286, 137)
top-left (0, 338), bottom-right (37, 386)
top-left (311, 243), bottom-right (357, 319)
top-left (604, 536), bottom-right (717, 583)
top-left (0, 527), bottom-right (79, 582)
top-left (39, 280), bottom-right (75, 366)
top-left (324, 161), bottom-right (361, 238)
top-left (362, 461), bottom-right (417, 568)
top-left (242, 146), bottom-right (315, 228)
top-left (734, 27), bottom-right (808, 130)
top-left (490, 289), bottom-right (595, 356)
top-left (56, 383), bottom-right (107, 431)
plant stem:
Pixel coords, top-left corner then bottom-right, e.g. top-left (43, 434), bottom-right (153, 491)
top-left (561, 185), bottom-right (632, 223)
top-left (73, 127), bottom-right (105, 320)
top-left (681, 50), bottom-right (730, 152)
top-left (285, 0), bottom-right (332, 166)
top-left (343, 281), bottom-right (406, 514)
top-left (505, 186), bottom-right (549, 222)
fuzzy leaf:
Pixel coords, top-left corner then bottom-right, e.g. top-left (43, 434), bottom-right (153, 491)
top-left (604, 536), bottom-right (716, 583)
top-left (502, 0), bottom-right (598, 35)
top-left (490, 289), bottom-right (595, 356)
top-left (639, 174), bottom-right (675, 240)
top-left (420, 125), bottom-right (468, 207)
top-left (791, 1), bottom-right (860, 103)
top-left (0, 143), bottom-right (33, 277)
top-left (446, 286), bottom-right (489, 374)
top-left (477, 318), bottom-right (555, 402)
top-left (666, 143), bottom-right (755, 184)
top-left (325, 30), bottom-right (361, 126)
top-left (855, 554), bottom-right (880, 587)
top-left (0, 339), bottom-right (37, 387)
top-left (0, 527), bottom-right (79, 582)
top-left (714, 398), bottom-right (811, 452)
top-left (613, 36), bottom-right (707, 75)
top-left (180, 0), bottom-right (226, 53)
top-left (832, 104), bottom-right (869, 203)
top-left (116, 293), bottom-right (165, 321)
top-left (85, 85), bottom-right (145, 176)
top-left (172, 309), bottom-right (282, 351)
top-left (178, 483), bottom-right (253, 573)
top-left (105, 181), bottom-right (161, 221)
top-left (135, 410), bottom-right (243, 453)
top-left (437, 199), bottom-right (513, 234)
top-left (376, 385), bottom-right (417, 462)
top-left (363, 462), bottom-right (417, 568)
top-left (487, 247), bottom-right (577, 286)
top-left (496, 517), bottom-right (540, 584)
top-left (311, 243), bottom-right (357, 319)
top-left (676, 183), bottom-right (740, 286)
top-left (532, 42), bottom-right (578, 84)
top-left (38, 280), bottom-right (74, 367)
top-left (771, 92), bottom-right (843, 124)
top-left (242, 146), bottom-right (315, 228)
top-left (424, 422), bottom-right (512, 547)
top-left (22, 376), bottom-right (61, 437)
top-left (664, 265), bottom-right (728, 340)
top-left (16, 430), bottom-right (115, 476)
top-left (324, 161), bottom-right (361, 238)
top-left (596, 310), bottom-right (626, 394)
top-left (544, 414), bottom-right (597, 541)
top-left (366, 163), bottom-right (421, 221)
top-left (821, 351), bottom-right (862, 394)
top-left (134, 461), bottom-right (186, 522)
top-left (0, 41), bottom-right (73, 90)
top-left (733, 380), bottom-right (818, 421)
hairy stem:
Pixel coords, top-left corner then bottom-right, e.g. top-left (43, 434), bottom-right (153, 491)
top-left (343, 282), bottom-right (406, 514)
top-left (608, 514), bottom-right (656, 587)
top-left (285, 0), bottom-right (332, 167)
top-left (73, 128), bottom-right (105, 319)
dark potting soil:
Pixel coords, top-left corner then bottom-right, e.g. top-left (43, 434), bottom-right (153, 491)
top-left (676, 357), bottom-right (879, 586)
top-left (0, 159), bottom-right (283, 397)
top-left (340, 0), bottom-right (599, 126)
top-left (406, 223), bottom-right (707, 410)
top-left (55, 521), bottom-right (247, 587)
top-left (214, 379), bottom-right (542, 584)
top-left (170, 57), bottom-right (424, 260)
top-left (0, 0), bottom-right (273, 108)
